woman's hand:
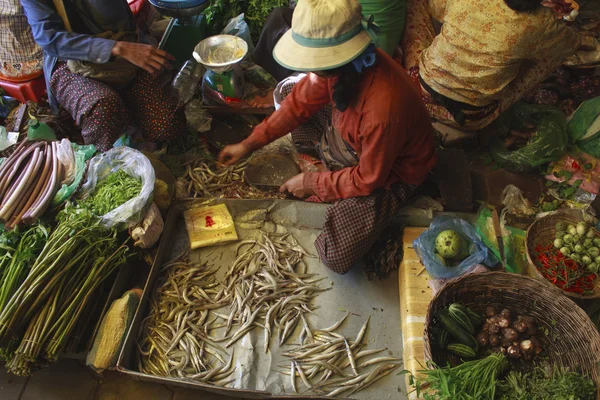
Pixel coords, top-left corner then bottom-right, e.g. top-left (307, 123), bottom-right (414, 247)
top-left (112, 42), bottom-right (174, 76)
top-left (280, 173), bottom-right (315, 198)
top-left (218, 143), bottom-right (252, 165)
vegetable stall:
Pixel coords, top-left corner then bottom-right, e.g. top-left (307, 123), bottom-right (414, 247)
top-left (0, 141), bottom-right (152, 376)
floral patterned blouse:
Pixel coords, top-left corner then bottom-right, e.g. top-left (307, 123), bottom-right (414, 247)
top-left (419, 0), bottom-right (584, 106)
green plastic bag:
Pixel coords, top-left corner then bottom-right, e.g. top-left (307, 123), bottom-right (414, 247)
top-left (490, 103), bottom-right (568, 172)
top-left (568, 96), bottom-right (600, 142)
top-left (475, 208), bottom-right (527, 275)
top-left (52, 143), bottom-right (96, 207)
top-left (572, 96), bottom-right (600, 159)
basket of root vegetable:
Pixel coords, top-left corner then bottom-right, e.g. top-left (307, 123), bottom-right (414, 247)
top-left (419, 272), bottom-right (600, 399)
top-left (526, 213), bottom-right (600, 298)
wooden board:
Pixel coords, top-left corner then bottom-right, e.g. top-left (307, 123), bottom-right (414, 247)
top-left (399, 227), bottom-right (432, 399)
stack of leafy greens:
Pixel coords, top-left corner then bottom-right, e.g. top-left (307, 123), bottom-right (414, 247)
top-left (409, 353), bottom-right (509, 400)
top-left (0, 170), bottom-right (141, 376)
top-left (204, 0), bottom-right (288, 41)
top-left (496, 365), bottom-right (596, 400)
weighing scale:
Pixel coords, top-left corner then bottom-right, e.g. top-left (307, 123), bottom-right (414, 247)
top-left (193, 34), bottom-right (248, 100)
top-left (151, 0), bottom-right (210, 68)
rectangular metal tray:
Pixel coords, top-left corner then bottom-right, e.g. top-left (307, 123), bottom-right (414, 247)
top-left (116, 199), bottom-right (407, 399)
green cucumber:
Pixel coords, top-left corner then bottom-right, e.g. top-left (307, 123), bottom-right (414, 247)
top-left (466, 307), bottom-right (483, 326)
top-left (446, 343), bottom-right (476, 359)
top-left (438, 309), bottom-right (478, 351)
top-left (437, 328), bottom-right (449, 348)
top-left (448, 303), bottom-right (475, 334)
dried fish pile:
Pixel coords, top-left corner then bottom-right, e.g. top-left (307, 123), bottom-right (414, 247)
top-left (281, 316), bottom-right (402, 397)
top-left (138, 259), bottom-right (235, 385)
top-left (138, 231), bottom-right (399, 397)
top-left (182, 159), bottom-right (249, 198)
top-left (138, 232), bottom-right (328, 384)
top-left (222, 232), bottom-right (328, 352)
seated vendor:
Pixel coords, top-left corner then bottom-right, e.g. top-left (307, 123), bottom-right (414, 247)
top-left (402, 0), bottom-right (600, 131)
top-left (21, 0), bottom-right (185, 151)
top-left (0, 0), bottom-right (44, 82)
top-left (219, 0), bottom-right (436, 274)
top-left (253, 0), bottom-right (407, 82)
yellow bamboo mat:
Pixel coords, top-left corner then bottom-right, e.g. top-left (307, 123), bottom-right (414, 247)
top-left (399, 227), bottom-right (432, 399)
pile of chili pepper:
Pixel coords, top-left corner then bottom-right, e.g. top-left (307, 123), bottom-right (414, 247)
top-left (534, 244), bottom-right (597, 295)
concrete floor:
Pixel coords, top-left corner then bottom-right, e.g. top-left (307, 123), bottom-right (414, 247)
top-left (0, 360), bottom-right (237, 400)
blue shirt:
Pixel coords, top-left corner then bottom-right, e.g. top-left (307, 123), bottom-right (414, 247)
top-left (20, 0), bottom-right (136, 112)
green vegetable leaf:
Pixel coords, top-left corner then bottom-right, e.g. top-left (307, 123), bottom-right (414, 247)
top-left (573, 179), bottom-right (583, 188)
top-left (558, 170), bottom-right (573, 180)
top-left (483, 155), bottom-right (493, 165)
top-left (584, 163), bottom-right (593, 170)
top-left (545, 180), bottom-right (555, 187)
top-left (562, 187), bottom-right (576, 197)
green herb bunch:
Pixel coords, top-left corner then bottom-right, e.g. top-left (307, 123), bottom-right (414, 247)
top-left (496, 365), bottom-right (596, 400)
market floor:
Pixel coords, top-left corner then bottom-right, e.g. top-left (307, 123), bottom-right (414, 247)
top-left (0, 359), bottom-right (242, 400)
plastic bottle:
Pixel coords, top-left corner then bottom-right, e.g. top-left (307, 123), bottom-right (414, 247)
top-left (171, 59), bottom-right (205, 103)
top-left (27, 119), bottom-right (56, 141)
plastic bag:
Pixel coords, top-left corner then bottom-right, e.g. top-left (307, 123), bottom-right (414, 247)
top-left (56, 139), bottom-right (76, 186)
top-left (52, 143), bottom-right (96, 207)
top-left (489, 103), bottom-right (568, 171)
top-left (429, 264), bottom-right (489, 296)
top-left (222, 14), bottom-right (255, 54)
top-left (413, 216), bottom-right (497, 279)
top-left (568, 96), bottom-right (600, 142)
top-left (502, 184), bottom-right (536, 216)
top-left (475, 207), bottom-right (527, 274)
top-left (185, 99), bottom-right (212, 132)
top-left (79, 147), bottom-right (155, 229)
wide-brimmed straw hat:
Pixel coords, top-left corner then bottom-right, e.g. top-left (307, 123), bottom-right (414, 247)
top-left (273, 0), bottom-right (377, 72)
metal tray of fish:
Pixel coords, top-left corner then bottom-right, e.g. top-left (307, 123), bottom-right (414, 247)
top-left (116, 199), bottom-right (407, 399)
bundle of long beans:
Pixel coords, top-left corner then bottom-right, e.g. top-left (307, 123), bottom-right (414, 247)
top-left (0, 140), bottom-right (64, 229)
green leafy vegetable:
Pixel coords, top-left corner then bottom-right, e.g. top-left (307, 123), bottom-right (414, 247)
top-left (496, 365), bottom-right (596, 400)
top-left (79, 170), bottom-right (141, 216)
top-left (203, 0), bottom-right (288, 41)
top-left (408, 353), bottom-right (508, 400)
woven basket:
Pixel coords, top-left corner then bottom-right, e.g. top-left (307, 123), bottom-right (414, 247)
top-left (424, 272), bottom-right (600, 396)
top-left (526, 213), bottom-right (600, 299)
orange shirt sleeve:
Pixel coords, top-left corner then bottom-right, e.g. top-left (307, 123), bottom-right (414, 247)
top-left (242, 73), bottom-right (331, 151)
top-left (303, 119), bottom-right (407, 202)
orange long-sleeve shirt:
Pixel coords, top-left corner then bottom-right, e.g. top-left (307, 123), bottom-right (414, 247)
top-left (242, 50), bottom-right (437, 202)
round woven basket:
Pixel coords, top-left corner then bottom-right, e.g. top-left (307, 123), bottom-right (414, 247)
top-left (526, 213), bottom-right (600, 299)
top-left (424, 272), bottom-right (600, 396)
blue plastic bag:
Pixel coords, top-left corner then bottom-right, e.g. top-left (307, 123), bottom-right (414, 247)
top-left (413, 216), bottom-right (497, 279)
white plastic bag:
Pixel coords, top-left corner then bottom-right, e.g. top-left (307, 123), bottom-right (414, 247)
top-left (80, 147), bottom-right (155, 228)
top-left (56, 139), bottom-right (76, 186)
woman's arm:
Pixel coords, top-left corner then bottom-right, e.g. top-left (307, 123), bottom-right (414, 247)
top-left (21, 0), bottom-right (174, 75)
top-left (21, 0), bottom-right (115, 63)
top-left (219, 73), bottom-right (331, 165)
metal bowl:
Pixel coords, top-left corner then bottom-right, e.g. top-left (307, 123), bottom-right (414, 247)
top-left (149, 0), bottom-right (209, 18)
top-left (193, 35), bottom-right (249, 74)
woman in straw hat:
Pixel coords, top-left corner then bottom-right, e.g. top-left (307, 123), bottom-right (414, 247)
top-left (219, 0), bottom-right (436, 274)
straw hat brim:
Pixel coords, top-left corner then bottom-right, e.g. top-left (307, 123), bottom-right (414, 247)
top-left (273, 29), bottom-right (372, 72)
